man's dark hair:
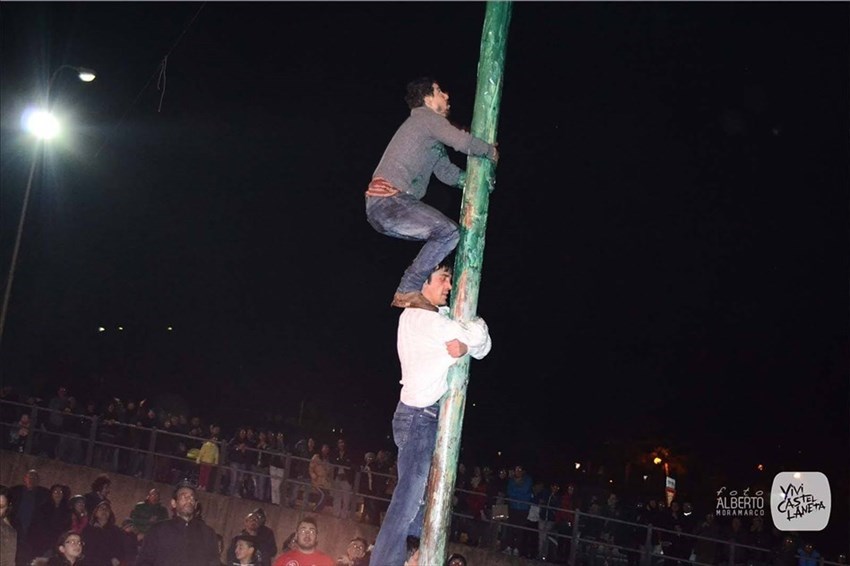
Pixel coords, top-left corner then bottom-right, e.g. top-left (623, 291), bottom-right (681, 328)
top-left (405, 77), bottom-right (437, 109)
top-left (91, 474), bottom-right (111, 493)
top-left (298, 516), bottom-right (318, 530)
top-left (425, 256), bottom-right (454, 284)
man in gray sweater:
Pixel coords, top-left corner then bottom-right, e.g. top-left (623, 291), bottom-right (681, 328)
top-left (365, 77), bottom-right (499, 311)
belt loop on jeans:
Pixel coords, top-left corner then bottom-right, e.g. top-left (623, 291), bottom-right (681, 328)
top-left (423, 402), bottom-right (439, 418)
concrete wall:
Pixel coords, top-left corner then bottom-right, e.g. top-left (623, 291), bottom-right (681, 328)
top-left (1, 451), bottom-right (533, 565)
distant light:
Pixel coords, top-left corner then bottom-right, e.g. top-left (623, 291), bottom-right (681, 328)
top-left (757, 464), bottom-right (764, 471)
top-left (574, 462), bottom-right (581, 470)
top-left (609, 479), bottom-right (614, 484)
top-left (77, 68), bottom-right (96, 82)
top-left (653, 457), bottom-right (663, 465)
top-left (97, 327), bottom-right (105, 332)
top-left (23, 109), bottom-right (60, 140)
top-left (643, 475), bottom-right (649, 481)
top-left (166, 326), bottom-right (173, 331)
top-left (472, 403), bottom-right (476, 407)
top-left (497, 451), bottom-right (502, 457)
top-left (118, 326), bottom-right (124, 331)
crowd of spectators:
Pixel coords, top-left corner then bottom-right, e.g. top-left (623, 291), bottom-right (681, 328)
top-left (1, 383), bottom-right (841, 566)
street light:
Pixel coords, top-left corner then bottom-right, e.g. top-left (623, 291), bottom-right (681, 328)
top-left (0, 65), bottom-right (96, 347)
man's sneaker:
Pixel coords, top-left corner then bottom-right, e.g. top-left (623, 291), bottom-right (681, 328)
top-left (391, 291), bottom-right (438, 312)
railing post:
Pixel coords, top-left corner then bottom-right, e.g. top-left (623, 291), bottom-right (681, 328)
top-left (643, 524), bottom-right (654, 566)
top-left (353, 469), bottom-right (363, 519)
top-left (84, 416), bottom-right (97, 467)
top-left (570, 509), bottom-right (581, 566)
top-left (144, 429), bottom-right (157, 480)
top-left (283, 453), bottom-right (294, 504)
top-left (24, 404), bottom-right (38, 454)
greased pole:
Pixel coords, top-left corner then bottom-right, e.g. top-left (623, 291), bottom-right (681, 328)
top-left (419, 2), bottom-right (512, 564)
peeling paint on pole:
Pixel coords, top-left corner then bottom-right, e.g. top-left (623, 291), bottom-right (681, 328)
top-left (419, 3), bottom-right (512, 564)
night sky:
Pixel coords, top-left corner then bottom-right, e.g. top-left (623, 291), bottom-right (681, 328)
top-left (1, 1), bottom-right (848, 549)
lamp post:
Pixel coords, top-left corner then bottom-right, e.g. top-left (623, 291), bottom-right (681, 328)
top-left (0, 65), bottom-right (96, 347)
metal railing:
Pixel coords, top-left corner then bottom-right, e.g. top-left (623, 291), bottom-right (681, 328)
top-left (1, 399), bottom-right (843, 565)
top-left (0, 398), bottom-right (395, 518)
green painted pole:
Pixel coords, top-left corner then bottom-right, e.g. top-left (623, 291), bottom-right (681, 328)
top-left (419, 2), bottom-right (512, 564)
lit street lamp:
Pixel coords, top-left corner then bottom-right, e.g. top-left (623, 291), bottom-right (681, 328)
top-left (0, 65), bottom-right (96, 347)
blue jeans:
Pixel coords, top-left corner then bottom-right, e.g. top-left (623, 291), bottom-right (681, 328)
top-left (370, 401), bottom-right (439, 566)
top-left (366, 193), bottom-right (459, 294)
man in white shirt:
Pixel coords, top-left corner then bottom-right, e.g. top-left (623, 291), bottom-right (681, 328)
top-left (370, 258), bottom-right (492, 566)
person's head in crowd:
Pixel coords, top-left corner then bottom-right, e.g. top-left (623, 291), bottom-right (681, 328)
top-left (406, 536), bottom-right (420, 563)
top-left (55, 530), bottom-right (84, 564)
top-left (171, 480), bottom-right (199, 522)
top-left (514, 464), bottom-right (527, 479)
top-left (233, 533), bottom-right (259, 565)
top-left (0, 486), bottom-right (10, 521)
top-left (49, 483), bottom-right (70, 507)
top-left (23, 469), bottom-right (40, 490)
top-left (91, 474), bottom-right (111, 498)
top-left (91, 499), bottom-right (115, 527)
top-left (243, 511), bottom-right (261, 535)
top-left (250, 507), bottom-right (267, 526)
top-left (447, 553), bottom-right (467, 566)
top-left (293, 517), bottom-right (320, 553)
top-left (120, 518), bottom-right (135, 532)
top-left (145, 488), bottom-right (161, 506)
top-left (343, 536), bottom-right (368, 562)
top-left (70, 494), bottom-right (86, 517)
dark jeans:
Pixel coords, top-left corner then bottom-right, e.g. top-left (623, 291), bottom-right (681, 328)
top-left (366, 193), bottom-right (459, 293)
top-left (369, 401), bottom-right (439, 566)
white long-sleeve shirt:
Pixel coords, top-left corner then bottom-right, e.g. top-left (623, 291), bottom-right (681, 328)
top-left (397, 306), bottom-right (492, 408)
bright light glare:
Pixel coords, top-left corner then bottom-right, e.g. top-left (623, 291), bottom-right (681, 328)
top-left (78, 70), bottom-right (96, 82)
top-left (23, 109), bottom-right (60, 139)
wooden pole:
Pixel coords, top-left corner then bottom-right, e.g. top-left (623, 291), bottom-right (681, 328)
top-left (419, 3), bottom-right (512, 564)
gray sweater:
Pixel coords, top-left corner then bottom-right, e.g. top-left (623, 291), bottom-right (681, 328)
top-left (373, 106), bottom-right (497, 199)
